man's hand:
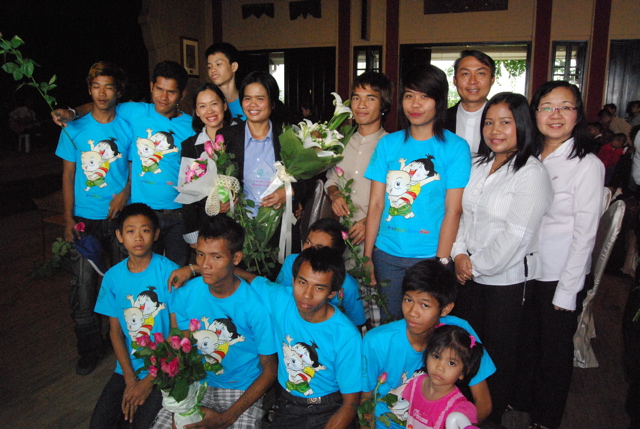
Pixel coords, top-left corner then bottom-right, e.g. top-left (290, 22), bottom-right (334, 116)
top-left (64, 218), bottom-right (76, 243)
top-left (107, 190), bottom-right (128, 220)
top-left (349, 218), bottom-right (366, 245)
top-left (330, 194), bottom-right (350, 218)
top-left (168, 265), bottom-right (195, 291)
top-left (183, 407), bottom-right (236, 429)
top-left (122, 377), bottom-right (153, 422)
top-left (52, 108), bottom-right (73, 127)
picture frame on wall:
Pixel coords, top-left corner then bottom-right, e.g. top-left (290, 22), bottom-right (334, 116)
top-left (181, 37), bottom-right (199, 77)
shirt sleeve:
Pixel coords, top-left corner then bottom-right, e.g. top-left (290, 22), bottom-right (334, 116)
top-left (443, 137), bottom-right (472, 189)
top-left (553, 156), bottom-right (605, 310)
top-left (450, 399), bottom-right (478, 425)
top-left (362, 331), bottom-right (384, 392)
top-left (470, 164), bottom-right (553, 278)
top-left (340, 275), bottom-right (366, 326)
top-left (324, 165), bottom-right (340, 191)
top-left (334, 329), bottom-right (363, 394)
top-left (94, 271), bottom-right (118, 318)
top-left (364, 135), bottom-right (390, 184)
top-left (55, 128), bottom-right (77, 162)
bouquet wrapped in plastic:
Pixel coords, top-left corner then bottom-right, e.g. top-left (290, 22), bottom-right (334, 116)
top-left (257, 92), bottom-right (356, 262)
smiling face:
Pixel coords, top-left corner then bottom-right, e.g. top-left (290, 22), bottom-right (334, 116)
top-left (426, 346), bottom-right (465, 389)
top-left (351, 85), bottom-right (383, 132)
top-left (402, 290), bottom-right (452, 340)
top-left (293, 261), bottom-right (336, 323)
top-left (453, 56), bottom-right (495, 110)
top-left (535, 86), bottom-right (578, 147)
top-left (116, 214), bottom-right (159, 258)
top-left (483, 102), bottom-right (518, 163)
top-left (150, 76), bottom-right (184, 118)
top-left (207, 52), bottom-right (238, 88)
top-left (402, 88), bottom-right (437, 133)
top-left (195, 237), bottom-right (241, 289)
top-left (242, 82), bottom-right (272, 125)
top-left (195, 89), bottom-right (227, 133)
top-left (89, 75), bottom-right (119, 112)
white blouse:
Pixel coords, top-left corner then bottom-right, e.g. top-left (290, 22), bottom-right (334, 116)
top-left (452, 155), bottom-right (553, 286)
top-left (537, 138), bottom-right (605, 310)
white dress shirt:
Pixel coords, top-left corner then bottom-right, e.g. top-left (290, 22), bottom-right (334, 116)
top-left (456, 102), bottom-right (486, 155)
top-left (452, 156), bottom-right (553, 286)
top-left (537, 138), bottom-right (605, 310)
top-left (325, 127), bottom-right (388, 222)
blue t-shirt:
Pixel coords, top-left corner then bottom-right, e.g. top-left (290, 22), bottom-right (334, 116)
top-left (55, 113), bottom-right (132, 220)
top-left (365, 130), bottom-right (471, 258)
top-left (277, 254), bottom-right (366, 326)
top-left (253, 277), bottom-right (363, 397)
top-left (362, 316), bottom-right (496, 429)
top-left (117, 102), bottom-right (194, 210)
top-left (94, 253), bottom-right (178, 377)
top-left (227, 98), bottom-right (246, 122)
top-left (171, 276), bottom-right (276, 390)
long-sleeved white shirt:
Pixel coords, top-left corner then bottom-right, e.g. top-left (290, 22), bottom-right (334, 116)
top-left (538, 138), bottom-right (605, 310)
top-left (452, 156), bottom-right (553, 286)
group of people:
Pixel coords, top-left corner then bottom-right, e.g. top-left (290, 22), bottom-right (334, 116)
top-left (52, 44), bottom-right (608, 429)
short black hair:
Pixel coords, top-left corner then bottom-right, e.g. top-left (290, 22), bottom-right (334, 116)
top-left (86, 61), bottom-right (127, 96)
top-left (115, 203), bottom-right (159, 232)
top-left (453, 50), bottom-right (496, 77)
top-left (152, 60), bottom-right (188, 92)
top-left (424, 324), bottom-right (484, 383)
top-left (239, 71), bottom-right (280, 110)
top-left (205, 42), bottom-right (240, 65)
top-left (308, 218), bottom-right (348, 255)
top-left (400, 65), bottom-right (449, 142)
top-left (352, 71), bottom-right (394, 117)
top-left (198, 214), bottom-right (245, 254)
top-left (191, 82), bottom-right (232, 132)
top-left (477, 92), bottom-right (536, 173)
top-left (530, 80), bottom-right (592, 160)
top-left (292, 247), bottom-right (346, 293)
top-left (401, 260), bottom-right (457, 309)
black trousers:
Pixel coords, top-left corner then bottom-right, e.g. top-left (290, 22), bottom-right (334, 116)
top-left (513, 279), bottom-right (588, 429)
top-left (452, 279), bottom-right (527, 424)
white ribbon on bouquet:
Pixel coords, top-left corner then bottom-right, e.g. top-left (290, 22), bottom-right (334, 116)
top-left (260, 161), bottom-right (297, 263)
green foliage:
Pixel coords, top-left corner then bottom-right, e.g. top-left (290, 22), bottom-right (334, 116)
top-left (0, 34), bottom-right (76, 148)
top-left (30, 238), bottom-right (73, 278)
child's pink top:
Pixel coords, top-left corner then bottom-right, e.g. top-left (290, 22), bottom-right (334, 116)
top-left (402, 374), bottom-right (477, 429)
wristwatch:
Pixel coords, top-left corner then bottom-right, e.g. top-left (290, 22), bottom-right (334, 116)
top-left (438, 257), bottom-right (450, 266)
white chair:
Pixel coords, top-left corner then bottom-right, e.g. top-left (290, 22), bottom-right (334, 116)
top-left (573, 199), bottom-right (625, 368)
top-left (602, 187), bottom-right (612, 212)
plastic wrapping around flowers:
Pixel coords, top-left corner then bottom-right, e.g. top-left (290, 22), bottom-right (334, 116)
top-left (174, 135), bottom-right (240, 216)
top-left (258, 92), bottom-right (356, 263)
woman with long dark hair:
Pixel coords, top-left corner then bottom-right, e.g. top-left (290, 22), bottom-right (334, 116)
top-left (451, 92), bottom-right (553, 425)
top-left (515, 81), bottom-right (604, 429)
top-left (364, 65), bottom-right (472, 320)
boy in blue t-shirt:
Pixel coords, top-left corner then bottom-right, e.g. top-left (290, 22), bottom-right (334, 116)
top-left (54, 62), bottom-right (132, 376)
top-left (54, 61), bottom-right (195, 266)
top-left (92, 203), bottom-right (178, 429)
top-left (239, 247), bottom-right (362, 429)
top-left (276, 218), bottom-right (366, 328)
top-left (362, 260), bottom-right (496, 428)
top-left (205, 42), bottom-right (246, 122)
top-left (152, 214), bottom-right (277, 429)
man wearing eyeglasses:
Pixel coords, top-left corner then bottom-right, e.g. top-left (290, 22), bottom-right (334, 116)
top-left (446, 50), bottom-right (496, 155)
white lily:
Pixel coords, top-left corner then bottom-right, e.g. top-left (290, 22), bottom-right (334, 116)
top-left (332, 92), bottom-right (353, 118)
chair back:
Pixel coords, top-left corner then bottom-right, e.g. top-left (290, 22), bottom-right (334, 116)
top-left (602, 187), bottom-right (612, 213)
top-left (574, 199), bottom-right (625, 368)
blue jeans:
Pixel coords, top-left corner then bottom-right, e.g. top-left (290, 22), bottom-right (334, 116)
top-left (90, 372), bottom-right (162, 429)
top-left (372, 247), bottom-right (432, 321)
top-left (70, 217), bottom-right (126, 357)
top-left (152, 209), bottom-right (190, 266)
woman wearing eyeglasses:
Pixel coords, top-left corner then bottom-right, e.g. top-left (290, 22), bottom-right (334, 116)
top-left (513, 81), bottom-right (604, 429)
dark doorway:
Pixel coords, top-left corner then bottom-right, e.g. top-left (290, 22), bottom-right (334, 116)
top-left (243, 47), bottom-right (336, 123)
top-left (606, 40), bottom-right (640, 117)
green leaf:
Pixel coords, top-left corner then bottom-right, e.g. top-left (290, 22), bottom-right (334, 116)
top-left (378, 414), bottom-right (391, 427)
top-left (171, 377), bottom-right (190, 402)
top-left (379, 393), bottom-right (398, 407)
top-left (2, 62), bottom-right (18, 73)
top-left (12, 70), bottom-right (22, 80)
top-left (49, 74), bottom-right (57, 85)
top-left (23, 60), bottom-right (34, 78)
top-left (11, 35), bottom-right (24, 48)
